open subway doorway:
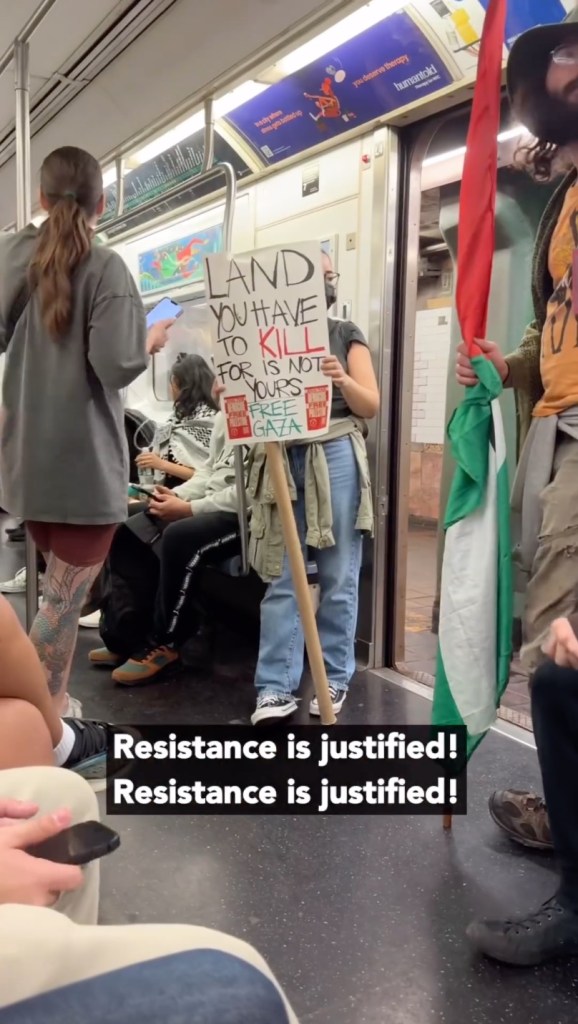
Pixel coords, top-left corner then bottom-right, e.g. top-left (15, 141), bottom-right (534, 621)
top-left (392, 105), bottom-right (554, 733)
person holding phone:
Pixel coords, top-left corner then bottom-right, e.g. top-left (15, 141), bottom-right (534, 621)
top-left (0, 146), bottom-right (172, 744)
top-left (0, 767), bottom-right (297, 1021)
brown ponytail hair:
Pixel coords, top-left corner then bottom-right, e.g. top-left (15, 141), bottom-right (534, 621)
top-left (29, 146), bottom-right (103, 338)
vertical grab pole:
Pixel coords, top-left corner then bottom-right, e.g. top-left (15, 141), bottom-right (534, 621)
top-left (201, 98), bottom-right (214, 174)
top-left (214, 141), bottom-right (249, 576)
top-left (14, 39), bottom-right (38, 629)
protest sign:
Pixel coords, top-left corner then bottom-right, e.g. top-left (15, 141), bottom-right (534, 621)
top-left (203, 242), bottom-right (332, 445)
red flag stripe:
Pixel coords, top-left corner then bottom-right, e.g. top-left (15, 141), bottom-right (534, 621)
top-left (455, 0), bottom-right (507, 358)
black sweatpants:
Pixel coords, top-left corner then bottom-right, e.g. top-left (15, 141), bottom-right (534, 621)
top-left (532, 660), bottom-right (578, 910)
top-left (156, 512), bottom-right (240, 647)
top-left (100, 511), bottom-right (240, 659)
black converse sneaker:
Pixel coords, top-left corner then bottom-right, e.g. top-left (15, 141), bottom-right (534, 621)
top-left (251, 693), bottom-right (298, 726)
top-left (63, 720), bottom-right (139, 780)
top-left (466, 896), bottom-right (578, 965)
top-left (309, 686), bottom-right (347, 717)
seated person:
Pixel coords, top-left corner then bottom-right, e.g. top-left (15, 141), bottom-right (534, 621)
top-left (134, 352), bottom-right (217, 488)
top-left (0, 593), bottom-right (119, 779)
top-left (90, 409), bottom-right (245, 684)
top-left (0, 766), bottom-right (297, 1021)
top-left (467, 616), bottom-right (578, 965)
top-left (80, 354), bottom-right (218, 629)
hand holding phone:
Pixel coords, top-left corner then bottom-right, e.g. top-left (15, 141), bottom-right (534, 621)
top-left (26, 821), bottom-right (120, 866)
top-left (129, 484), bottom-right (154, 500)
top-left (0, 809), bottom-right (83, 907)
top-left (146, 298), bottom-right (183, 356)
top-left (146, 296), bottom-right (184, 328)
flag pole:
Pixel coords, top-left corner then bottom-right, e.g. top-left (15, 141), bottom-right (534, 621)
top-left (431, 0), bottom-right (507, 830)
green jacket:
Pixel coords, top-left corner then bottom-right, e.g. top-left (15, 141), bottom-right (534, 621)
top-left (247, 416), bottom-right (373, 581)
top-left (505, 169), bottom-right (577, 453)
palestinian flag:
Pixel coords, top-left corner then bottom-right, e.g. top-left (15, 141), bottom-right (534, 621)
top-left (432, 0), bottom-right (512, 757)
top-left (433, 357), bottom-right (512, 757)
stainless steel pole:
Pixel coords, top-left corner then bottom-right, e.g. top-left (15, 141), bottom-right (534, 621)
top-left (14, 39), bottom-right (38, 628)
top-left (201, 98), bottom-right (214, 173)
top-left (0, 0), bottom-right (59, 79)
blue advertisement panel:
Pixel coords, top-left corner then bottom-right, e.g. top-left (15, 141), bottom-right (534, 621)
top-left (226, 11), bottom-right (453, 165)
top-left (477, 0), bottom-right (568, 49)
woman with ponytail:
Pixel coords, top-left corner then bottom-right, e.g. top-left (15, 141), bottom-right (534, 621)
top-left (0, 146), bottom-right (172, 776)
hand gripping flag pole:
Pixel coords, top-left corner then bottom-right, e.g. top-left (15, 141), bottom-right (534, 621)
top-left (431, 0), bottom-right (512, 832)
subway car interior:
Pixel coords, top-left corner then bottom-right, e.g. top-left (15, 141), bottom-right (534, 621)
top-left (1, 0), bottom-right (577, 1021)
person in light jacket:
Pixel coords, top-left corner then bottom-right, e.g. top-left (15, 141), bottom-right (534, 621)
top-left (89, 411), bottom-right (246, 683)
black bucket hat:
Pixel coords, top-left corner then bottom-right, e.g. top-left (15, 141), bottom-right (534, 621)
top-left (507, 8), bottom-right (578, 130)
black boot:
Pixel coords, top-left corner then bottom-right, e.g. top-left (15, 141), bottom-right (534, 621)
top-left (467, 895), bottom-right (578, 965)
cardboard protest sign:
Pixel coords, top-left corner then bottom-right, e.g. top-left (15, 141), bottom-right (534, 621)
top-left (203, 243), bottom-right (332, 445)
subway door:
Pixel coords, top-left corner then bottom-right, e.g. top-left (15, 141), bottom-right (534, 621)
top-left (356, 127), bottom-right (400, 669)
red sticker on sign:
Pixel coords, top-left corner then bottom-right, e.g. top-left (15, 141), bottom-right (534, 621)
top-left (224, 395), bottom-right (253, 440)
top-left (305, 385), bottom-right (330, 431)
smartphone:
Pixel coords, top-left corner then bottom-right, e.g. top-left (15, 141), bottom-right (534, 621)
top-left (146, 296), bottom-right (183, 328)
top-left (130, 484), bottom-right (154, 499)
top-left (26, 821), bottom-right (120, 866)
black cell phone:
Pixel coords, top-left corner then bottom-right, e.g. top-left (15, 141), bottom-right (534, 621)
top-left (131, 484), bottom-right (154, 499)
top-left (26, 821), bottom-right (120, 866)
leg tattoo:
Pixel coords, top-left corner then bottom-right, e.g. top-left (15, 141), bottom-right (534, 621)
top-left (29, 557), bottom-right (102, 699)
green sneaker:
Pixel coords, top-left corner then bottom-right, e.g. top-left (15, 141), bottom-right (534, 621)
top-left (112, 644), bottom-right (179, 686)
top-left (89, 647), bottom-right (122, 668)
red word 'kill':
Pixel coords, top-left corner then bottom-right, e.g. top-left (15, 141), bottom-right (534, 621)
top-left (259, 326), bottom-right (324, 360)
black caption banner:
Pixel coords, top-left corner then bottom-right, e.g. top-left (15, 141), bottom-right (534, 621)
top-left (105, 726), bottom-right (467, 816)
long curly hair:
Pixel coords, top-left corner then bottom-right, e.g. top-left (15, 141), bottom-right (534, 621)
top-left (512, 81), bottom-right (574, 182)
top-left (514, 138), bottom-right (561, 183)
top-left (170, 354), bottom-right (217, 420)
top-left (30, 147), bottom-right (103, 338)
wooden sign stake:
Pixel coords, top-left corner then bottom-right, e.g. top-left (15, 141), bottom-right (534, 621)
top-left (443, 814), bottom-right (453, 831)
top-left (265, 441), bottom-right (336, 727)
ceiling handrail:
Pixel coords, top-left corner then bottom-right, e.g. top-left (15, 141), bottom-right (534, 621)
top-left (0, 0), bottom-right (60, 78)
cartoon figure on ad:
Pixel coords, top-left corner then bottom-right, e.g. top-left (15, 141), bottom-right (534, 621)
top-left (304, 59), bottom-right (356, 131)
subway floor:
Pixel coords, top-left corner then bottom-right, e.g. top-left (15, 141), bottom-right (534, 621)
top-left (2, 520), bottom-right (575, 1023)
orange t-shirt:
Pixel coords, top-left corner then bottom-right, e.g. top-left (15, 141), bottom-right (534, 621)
top-left (534, 183), bottom-right (578, 417)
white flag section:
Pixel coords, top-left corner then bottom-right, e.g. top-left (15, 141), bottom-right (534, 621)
top-left (434, 391), bottom-right (512, 757)
top-left (203, 242), bottom-right (332, 446)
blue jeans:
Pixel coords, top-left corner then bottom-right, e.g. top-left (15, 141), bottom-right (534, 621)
top-left (0, 950), bottom-right (291, 1024)
top-left (255, 437), bottom-right (363, 696)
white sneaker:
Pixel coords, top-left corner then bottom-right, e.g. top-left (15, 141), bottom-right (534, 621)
top-left (251, 693), bottom-right (298, 725)
top-left (0, 567), bottom-right (27, 593)
top-left (63, 694), bottom-right (83, 719)
top-left (79, 610), bottom-right (101, 629)
top-left (0, 567), bottom-right (44, 594)
top-left (309, 686), bottom-right (347, 717)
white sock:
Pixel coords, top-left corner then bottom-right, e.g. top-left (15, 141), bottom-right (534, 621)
top-left (53, 721), bottom-right (76, 766)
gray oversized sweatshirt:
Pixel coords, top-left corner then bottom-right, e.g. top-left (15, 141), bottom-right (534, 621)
top-left (0, 225), bottom-right (148, 525)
